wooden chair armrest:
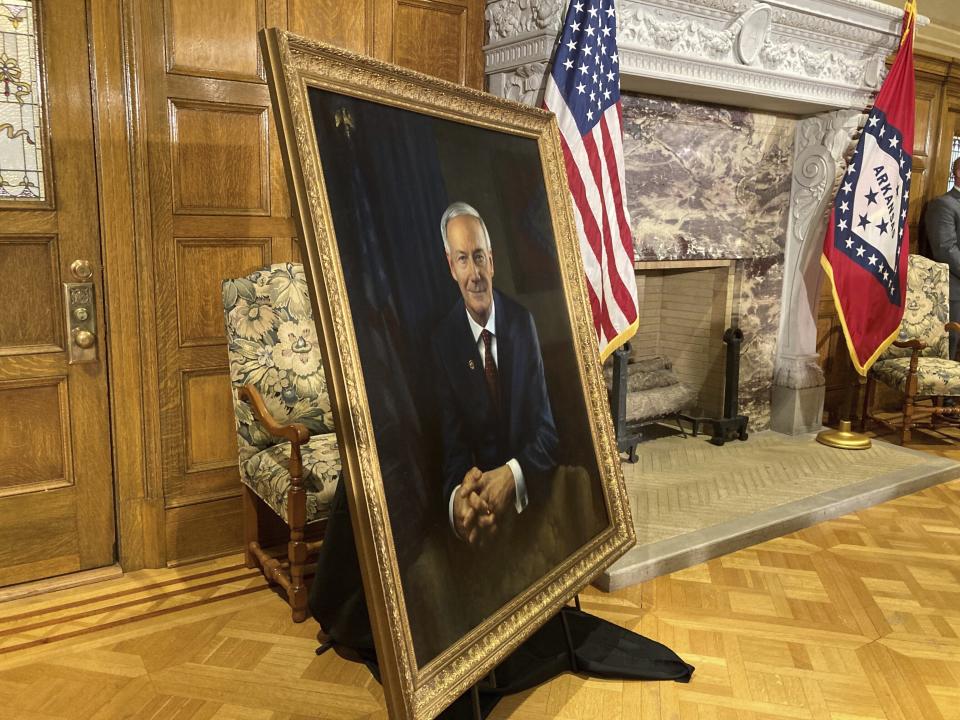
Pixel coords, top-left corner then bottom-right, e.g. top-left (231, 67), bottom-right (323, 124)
top-left (239, 384), bottom-right (310, 445)
top-left (892, 339), bottom-right (925, 351)
top-left (946, 322), bottom-right (960, 334)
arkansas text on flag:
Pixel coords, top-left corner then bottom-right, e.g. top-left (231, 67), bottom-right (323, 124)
top-left (544, 0), bottom-right (639, 361)
top-left (821, 1), bottom-right (916, 375)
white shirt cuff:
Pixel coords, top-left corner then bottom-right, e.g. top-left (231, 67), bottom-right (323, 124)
top-left (448, 484), bottom-right (461, 538)
top-left (507, 458), bottom-right (528, 514)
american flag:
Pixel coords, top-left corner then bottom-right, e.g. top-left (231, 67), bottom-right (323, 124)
top-left (544, 0), bottom-right (638, 361)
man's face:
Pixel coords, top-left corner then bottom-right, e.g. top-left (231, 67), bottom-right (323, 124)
top-left (954, 160), bottom-right (960, 185)
top-left (446, 214), bottom-right (494, 325)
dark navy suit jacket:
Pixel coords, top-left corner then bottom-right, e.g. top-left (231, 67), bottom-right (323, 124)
top-left (431, 290), bottom-right (558, 508)
top-left (926, 187), bottom-right (960, 297)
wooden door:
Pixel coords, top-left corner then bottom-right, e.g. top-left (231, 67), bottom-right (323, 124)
top-left (0, 1), bottom-right (115, 586)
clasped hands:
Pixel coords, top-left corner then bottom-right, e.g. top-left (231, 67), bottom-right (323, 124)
top-left (452, 465), bottom-right (515, 546)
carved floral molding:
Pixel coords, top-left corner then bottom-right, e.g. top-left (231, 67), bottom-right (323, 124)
top-left (487, 0), bottom-right (565, 40)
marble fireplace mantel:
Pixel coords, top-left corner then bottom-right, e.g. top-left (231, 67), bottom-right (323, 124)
top-left (485, 0), bottom-right (926, 435)
top-left (485, 0), bottom-right (917, 114)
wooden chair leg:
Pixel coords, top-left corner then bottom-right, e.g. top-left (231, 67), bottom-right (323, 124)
top-left (241, 484), bottom-right (259, 570)
top-left (859, 375), bottom-right (876, 432)
top-left (901, 400), bottom-right (914, 444)
top-left (902, 381), bottom-right (917, 445)
top-left (287, 446), bottom-right (309, 623)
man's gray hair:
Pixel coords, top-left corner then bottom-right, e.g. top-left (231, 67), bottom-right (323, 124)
top-left (440, 201), bottom-right (492, 254)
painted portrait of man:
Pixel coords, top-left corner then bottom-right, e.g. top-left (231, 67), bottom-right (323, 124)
top-left (307, 87), bottom-right (609, 666)
top-left (432, 202), bottom-right (559, 546)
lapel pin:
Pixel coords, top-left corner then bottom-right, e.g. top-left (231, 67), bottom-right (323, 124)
top-left (468, 359), bottom-right (475, 370)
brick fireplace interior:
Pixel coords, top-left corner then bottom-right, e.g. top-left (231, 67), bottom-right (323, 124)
top-left (632, 260), bottom-right (737, 420)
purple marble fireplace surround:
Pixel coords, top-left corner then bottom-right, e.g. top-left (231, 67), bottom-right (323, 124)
top-left (622, 95), bottom-right (795, 430)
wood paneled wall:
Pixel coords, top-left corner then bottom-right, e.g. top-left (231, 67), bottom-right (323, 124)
top-left (820, 52), bottom-right (960, 421)
top-left (104, 0), bottom-right (484, 566)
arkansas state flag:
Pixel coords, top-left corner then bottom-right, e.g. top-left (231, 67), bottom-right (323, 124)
top-left (821, 0), bottom-right (916, 375)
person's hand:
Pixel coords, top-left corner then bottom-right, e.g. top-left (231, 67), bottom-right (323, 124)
top-left (453, 467), bottom-right (492, 545)
top-left (476, 464), bottom-right (515, 540)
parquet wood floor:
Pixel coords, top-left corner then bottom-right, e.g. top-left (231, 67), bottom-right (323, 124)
top-left (868, 416), bottom-right (960, 462)
top-left (0, 435), bottom-right (957, 719)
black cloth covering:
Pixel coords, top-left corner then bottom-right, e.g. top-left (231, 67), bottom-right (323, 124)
top-left (309, 480), bottom-right (694, 719)
top-left (309, 479), bottom-right (373, 654)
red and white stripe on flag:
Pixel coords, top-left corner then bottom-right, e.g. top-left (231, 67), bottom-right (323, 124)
top-left (544, 0), bottom-right (638, 361)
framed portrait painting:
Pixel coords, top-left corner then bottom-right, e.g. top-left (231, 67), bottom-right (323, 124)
top-left (261, 28), bottom-right (635, 720)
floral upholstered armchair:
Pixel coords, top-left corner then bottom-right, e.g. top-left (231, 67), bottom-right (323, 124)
top-left (222, 262), bottom-right (341, 621)
top-left (860, 254), bottom-right (960, 444)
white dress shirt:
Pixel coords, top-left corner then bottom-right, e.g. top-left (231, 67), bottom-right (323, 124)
top-left (447, 299), bottom-right (529, 537)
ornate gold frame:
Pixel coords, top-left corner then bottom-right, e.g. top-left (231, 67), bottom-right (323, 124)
top-left (261, 28), bottom-right (635, 720)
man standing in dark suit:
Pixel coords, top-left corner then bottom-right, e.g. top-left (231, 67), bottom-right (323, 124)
top-left (925, 157), bottom-right (960, 360)
top-left (431, 202), bottom-right (558, 546)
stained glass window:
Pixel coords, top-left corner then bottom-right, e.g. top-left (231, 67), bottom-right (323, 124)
top-left (949, 136), bottom-right (960, 193)
top-left (0, 0), bottom-right (44, 201)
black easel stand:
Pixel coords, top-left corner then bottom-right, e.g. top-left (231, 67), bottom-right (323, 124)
top-left (310, 482), bottom-right (694, 720)
top-left (379, 599), bottom-right (694, 720)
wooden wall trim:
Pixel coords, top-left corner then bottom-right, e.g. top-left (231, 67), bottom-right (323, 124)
top-left (921, 57), bottom-right (960, 213)
top-left (88, 0), bottom-right (166, 570)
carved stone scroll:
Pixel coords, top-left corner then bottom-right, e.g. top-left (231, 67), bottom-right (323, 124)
top-left (775, 109), bottom-right (862, 386)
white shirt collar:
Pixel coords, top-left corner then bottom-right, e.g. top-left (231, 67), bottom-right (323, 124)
top-left (465, 296), bottom-right (496, 343)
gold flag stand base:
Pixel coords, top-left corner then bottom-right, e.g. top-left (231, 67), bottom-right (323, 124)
top-left (816, 420), bottom-right (872, 450)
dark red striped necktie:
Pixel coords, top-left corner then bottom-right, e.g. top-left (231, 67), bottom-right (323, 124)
top-left (480, 329), bottom-right (500, 412)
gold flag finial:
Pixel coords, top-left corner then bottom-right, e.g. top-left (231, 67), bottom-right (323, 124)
top-left (900, 0), bottom-right (917, 47)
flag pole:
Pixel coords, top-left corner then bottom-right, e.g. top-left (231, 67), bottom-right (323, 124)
top-left (819, 111), bottom-right (873, 449)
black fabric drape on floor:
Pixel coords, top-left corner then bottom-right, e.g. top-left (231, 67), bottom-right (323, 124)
top-left (309, 481), bottom-right (694, 719)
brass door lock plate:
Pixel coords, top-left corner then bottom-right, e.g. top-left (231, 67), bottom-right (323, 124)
top-left (64, 282), bottom-right (97, 364)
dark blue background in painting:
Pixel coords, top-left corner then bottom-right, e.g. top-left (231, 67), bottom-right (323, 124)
top-left (307, 87), bottom-right (605, 664)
